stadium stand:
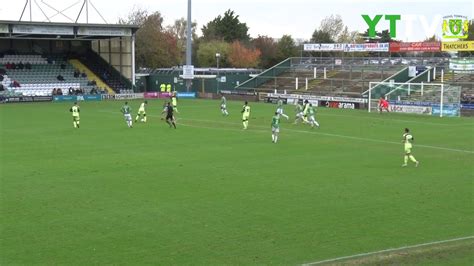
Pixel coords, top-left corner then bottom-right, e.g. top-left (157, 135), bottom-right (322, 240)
top-left (77, 51), bottom-right (132, 93)
top-left (239, 57), bottom-right (405, 97)
top-left (0, 54), bottom-right (104, 96)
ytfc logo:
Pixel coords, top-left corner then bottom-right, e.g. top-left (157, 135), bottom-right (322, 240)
top-left (362, 15), bottom-right (401, 38)
top-left (442, 15), bottom-right (469, 39)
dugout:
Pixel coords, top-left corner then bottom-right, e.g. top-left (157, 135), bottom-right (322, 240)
top-left (0, 20), bottom-right (139, 88)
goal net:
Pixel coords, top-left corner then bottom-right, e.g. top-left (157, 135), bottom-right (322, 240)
top-left (367, 82), bottom-right (461, 117)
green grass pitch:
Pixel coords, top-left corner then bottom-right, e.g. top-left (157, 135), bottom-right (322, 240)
top-left (1, 99), bottom-right (473, 264)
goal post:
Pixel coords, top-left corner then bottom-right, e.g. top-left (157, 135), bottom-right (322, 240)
top-left (367, 81), bottom-right (461, 117)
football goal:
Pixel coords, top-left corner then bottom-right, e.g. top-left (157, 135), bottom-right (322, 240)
top-left (367, 82), bottom-right (461, 117)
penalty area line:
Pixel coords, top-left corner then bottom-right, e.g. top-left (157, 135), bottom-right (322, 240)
top-left (302, 235), bottom-right (474, 265)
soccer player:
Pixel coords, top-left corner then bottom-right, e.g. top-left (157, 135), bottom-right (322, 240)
top-left (379, 96), bottom-right (390, 113)
top-left (307, 103), bottom-right (320, 128)
top-left (135, 100), bottom-right (148, 123)
top-left (69, 102), bottom-right (80, 128)
top-left (302, 100), bottom-right (310, 123)
top-left (220, 96), bottom-right (229, 116)
top-left (276, 98), bottom-right (289, 120)
top-left (271, 112), bottom-right (280, 143)
top-left (121, 101), bottom-right (133, 128)
top-left (294, 102), bottom-right (304, 124)
top-left (402, 128), bottom-right (419, 167)
top-left (171, 92), bottom-right (179, 113)
top-left (161, 101), bottom-right (167, 120)
top-left (241, 101), bottom-right (251, 129)
top-left (162, 102), bottom-right (177, 129)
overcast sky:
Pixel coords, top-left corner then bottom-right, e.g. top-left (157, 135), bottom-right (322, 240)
top-left (0, 0), bottom-right (472, 41)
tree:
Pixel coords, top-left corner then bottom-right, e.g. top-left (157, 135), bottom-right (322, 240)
top-left (377, 30), bottom-right (392, 43)
top-left (252, 35), bottom-right (279, 68)
top-left (318, 15), bottom-right (345, 42)
top-left (118, 6), bottom-right (149, 27)
top-left (337, 26), bottom-right (360, 43)
top-left (228, 41), bottom-right (261, 68)
top-left (120, 10), bottom-right (180, 68)
top-left (196, 41), bottom-right (230, 67)
top-left (201, 10), bottom-right (250, 42)
top-left (167, 18), bottom-right (198, 65)
top-left (276, 35), bottom-right (298, 62)
top-left (311, 30), bottom-right (334, 43)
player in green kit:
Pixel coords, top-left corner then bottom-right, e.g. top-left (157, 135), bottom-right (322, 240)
top-left (241, 101), bottom-right (251, 129)
top-left (402, 128), bottom-right (419, 167)
top-left (220, 96), bottom-right (229, 116)
top-left (302, 100), bottom-right (310, 124)
top-left (69, 102), bottom-right (80, 128)
top-left (276, 98), bottom-right (289, 120)
top-left (271, 112), bottom-right (280, 143)
top-left (294, 102), bottom-right (304, 124)
top-left (121, 102), bottom-right (133, 128)
top-left (135, 100), bottom-right (147, 123)
top-left (307, 104), bottom-right (320, 128)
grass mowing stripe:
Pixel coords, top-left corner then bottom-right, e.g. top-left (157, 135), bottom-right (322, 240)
top-left (178, 117), bottom-right (474, 154)
top-left (302, 235), bottom-right (474, 265)
top-left (97, 110), bottom-right (474, 154)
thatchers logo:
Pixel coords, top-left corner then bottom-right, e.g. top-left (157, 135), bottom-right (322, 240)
top-left (442, 15), bottom-right (469, 39)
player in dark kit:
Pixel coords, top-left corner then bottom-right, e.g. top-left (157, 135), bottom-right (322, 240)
top-left (161, 102), bottom-right (177, 129)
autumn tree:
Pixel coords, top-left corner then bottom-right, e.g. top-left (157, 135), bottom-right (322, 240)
top-left (252, 35), bottom-right (279, 68)
top-left (227, 41), bottom-right (261, 68)
top-left (119, 8), bottom-right (180, 68)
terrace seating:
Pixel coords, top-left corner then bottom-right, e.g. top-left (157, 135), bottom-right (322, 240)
top-left (0, 54), bottom-right (47, 65)
top-left (255, 66), bottom-right (402, 97)
top-left (0, 54), bottom-right (100, 96)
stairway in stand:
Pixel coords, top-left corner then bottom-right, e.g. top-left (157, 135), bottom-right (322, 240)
top-left (69, 59), bottom-right (115, 95)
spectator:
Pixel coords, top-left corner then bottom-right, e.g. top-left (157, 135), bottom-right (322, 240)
top-left (60, 63), bottom-right (66, 70)
top-left (81, 72), bottom-right (87, 78)
top-left (5, 62), bottom-right (10, 69)
top-left (11, 63), bottom-right (16, 69)
top-left (0, 68), bottom-right (6, 74)
top-left (90, 87), bottom-right (97, 94)
top-left (74, 69), bottom-right (79, 78)
top-left (12, 80), bottom-right (20, 87)
top-left (68, 87), bottom-right (74, 95)
top-left (18, 62), bottom-right (24, 70)
top-left (57, 74), bottom-right (64, 81)
top-left (25, 62), bottom-right (32, 69)
top-left (0, 84), bottom-right (4, 91)
top-left (0, 74), bottom-right (3, 82)
top-left (47, 57), bottom-right (53, 64)
top-left (57, 88), bottom-right (63, 95)
top-left (52, 88), bottom-right (57, 95)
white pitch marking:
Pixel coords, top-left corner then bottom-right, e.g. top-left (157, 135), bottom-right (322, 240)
top-left (302, 235), bottom-right (474, 265)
